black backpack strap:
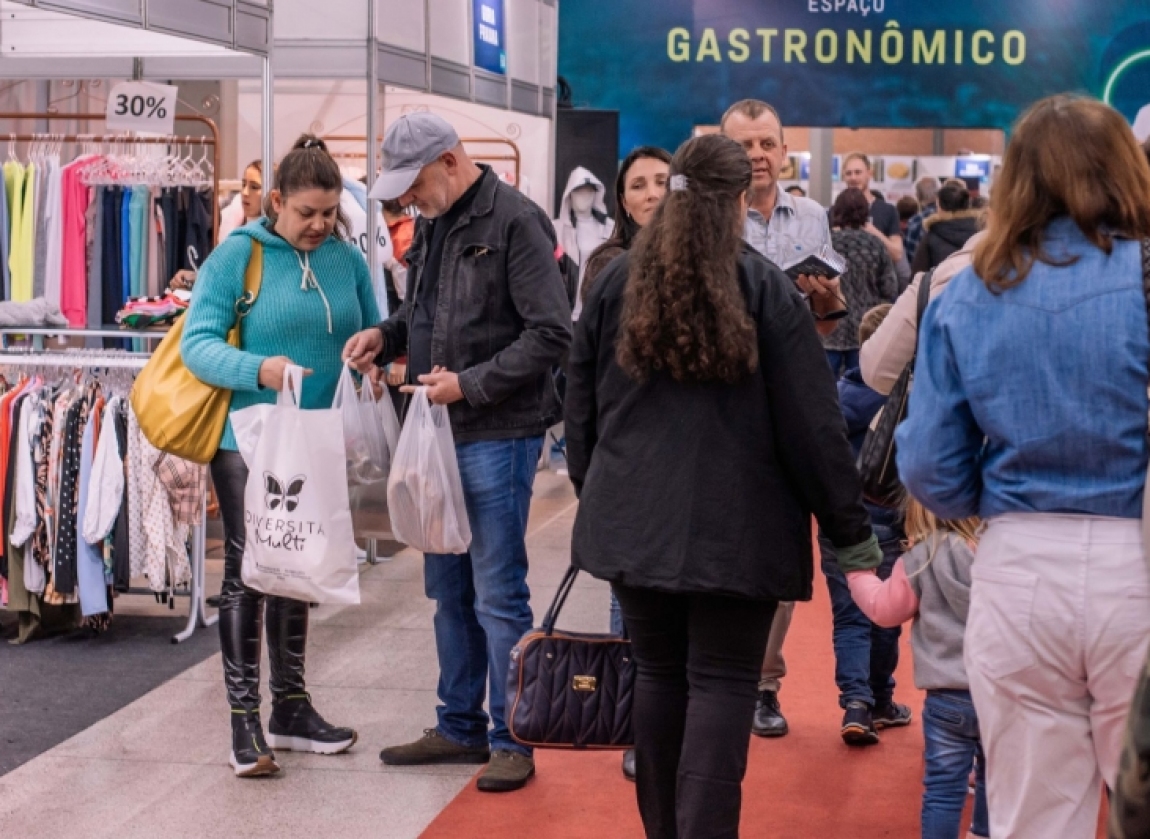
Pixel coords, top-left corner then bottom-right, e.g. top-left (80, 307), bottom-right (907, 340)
top-left (915, 268), bottom-right (936, 330)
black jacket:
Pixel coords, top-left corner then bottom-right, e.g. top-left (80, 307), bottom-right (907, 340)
top-left (565, 246), bottom-right (878, 602)
top-left (911, 211), bottom-right (981, 274)
top-left (376, 168), bottom-right (573, 442)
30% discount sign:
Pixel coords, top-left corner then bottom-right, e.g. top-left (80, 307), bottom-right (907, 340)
top-left (105, 81), bottom-right (178, 135)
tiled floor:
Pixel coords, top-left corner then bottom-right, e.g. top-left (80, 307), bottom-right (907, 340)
top-left (0, 469), bottom-right (596, 839)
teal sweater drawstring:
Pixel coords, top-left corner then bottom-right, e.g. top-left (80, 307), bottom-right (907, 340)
top-left (296, 249), bottom-right (333, 333)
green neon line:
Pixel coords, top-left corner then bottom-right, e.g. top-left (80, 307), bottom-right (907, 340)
top-left (1103, 48), bottom-right (1150, 105)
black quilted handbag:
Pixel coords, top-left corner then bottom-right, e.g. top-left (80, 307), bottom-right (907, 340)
top-left (857, 267), bottom-right (935, 508)
top-left (506, 566), bottom-right (634, 749)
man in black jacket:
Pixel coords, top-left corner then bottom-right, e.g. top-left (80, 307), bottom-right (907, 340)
top-left (344, 113), bottom-right (572, 793)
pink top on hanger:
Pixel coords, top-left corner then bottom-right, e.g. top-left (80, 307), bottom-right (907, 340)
top-left (59, 158), bottom-right (96, 328)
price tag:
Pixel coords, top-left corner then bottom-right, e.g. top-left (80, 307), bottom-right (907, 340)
top-left (105, 82), bottom-right (178, 135)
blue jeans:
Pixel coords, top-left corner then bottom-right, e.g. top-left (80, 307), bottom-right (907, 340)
top-left (819, 524), bottom-right (902, 709)
top-left (922, 690), bottom-right (989, 839)
top-left (423, 436), bottom-right (543, 757)
top-left (825, 348), bottom-right (860, 379)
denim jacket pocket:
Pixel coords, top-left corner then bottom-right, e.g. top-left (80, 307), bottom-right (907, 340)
top-left (967, 567), bottom-right (1039, 680)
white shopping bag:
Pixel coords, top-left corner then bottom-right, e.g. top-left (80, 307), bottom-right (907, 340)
top-left (386, 387), bottom-right (471, 554)
top-left (333, 365), bottom-right (389, 486)
top-left (233, 365), bottom-right (360, 604)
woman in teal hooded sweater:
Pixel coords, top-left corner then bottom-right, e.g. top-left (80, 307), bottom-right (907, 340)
top-left (182, 135), bottom-right (380, 778)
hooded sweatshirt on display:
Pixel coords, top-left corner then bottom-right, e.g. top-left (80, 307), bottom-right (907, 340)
top-left (181, 219), bottom-right (380, 452)
top-left (553, 168), bottom-right (613, 315)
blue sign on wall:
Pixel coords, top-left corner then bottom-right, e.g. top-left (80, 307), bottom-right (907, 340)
top-left (558, 0), bottom-right (1150, 155)
top-left (955, 158), bottom-right (991, 180)
top-left (474, 0), bottom-right (507, 75)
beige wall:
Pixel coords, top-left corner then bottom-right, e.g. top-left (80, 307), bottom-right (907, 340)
top-left (699, 125), bottom-right (1004, 156)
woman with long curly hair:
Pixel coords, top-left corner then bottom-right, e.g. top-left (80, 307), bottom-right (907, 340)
top-left (564, 134), bottom-right (882, 838)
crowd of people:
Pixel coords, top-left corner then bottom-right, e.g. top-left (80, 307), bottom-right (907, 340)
top-left (177, 92), bottom-right (1150, 839)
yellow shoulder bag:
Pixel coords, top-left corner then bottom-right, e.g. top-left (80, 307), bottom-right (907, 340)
top-left (130, 240), bottom-right (263, 464)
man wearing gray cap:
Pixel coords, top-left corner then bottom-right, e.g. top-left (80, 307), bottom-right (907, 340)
top-left (344, 113), bottom-right (572, 792)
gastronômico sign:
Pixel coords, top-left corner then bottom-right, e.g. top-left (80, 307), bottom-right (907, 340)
top-left (558, 0), bottom-right (1150, 153)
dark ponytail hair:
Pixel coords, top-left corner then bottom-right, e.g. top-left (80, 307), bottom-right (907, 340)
top-left (617, 134), bottom-right (757, 384)
top-left (264, 134), bottom-right (351, 241)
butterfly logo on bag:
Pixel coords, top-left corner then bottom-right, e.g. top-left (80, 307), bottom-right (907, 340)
top-left (265, 472), bottom-right (305, 512)
top-left (245, 471), bottom-right (325, 553)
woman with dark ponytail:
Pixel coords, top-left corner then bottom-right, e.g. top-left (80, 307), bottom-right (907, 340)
top-left (564, 134), bottom-right (881, 836)
top-left (182, 134), bottom-right (379, 777)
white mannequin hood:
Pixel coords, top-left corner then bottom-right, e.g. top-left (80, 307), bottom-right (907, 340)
top-left (553, 167), bottom-right (613, 270)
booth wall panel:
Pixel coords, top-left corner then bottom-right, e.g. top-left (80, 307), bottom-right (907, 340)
top-left (541, 86), bottom-right (553, 115)
top-left (275, 0), bottom-right (362, 40)
top-left (34, 0), bottom-right (141, 25)
top-left (272, 42), bottom-right (368, 77)
top-left (148, 0), bottom-right (234, 48)
top-left (475, 70), bottom-right (508, 108)
top-left (430, 57), bottom-right (470, 100)
top-left (149, 55), bottom-right (263, 78)
top-left (235, 6), bottom-right (270, 54)
top-left (510, 80), bottom-right (538, 115)
top-left (0, 56), bottom-right (134, 78)
top-left (377, 0), bottom-right (425, 53)
top-left (538, 0), bottom-right (556, 87)
top-left (506, 0), bottom-right (538, 85)
top-left (428, 0), bottom-right (469, 65)
top-left (379, 43), bottom-right (429, 90)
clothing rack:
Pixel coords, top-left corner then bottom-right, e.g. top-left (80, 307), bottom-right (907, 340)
top-left (322, 134), bottom-right (522, 189)
top-left (0, 347), bottom-right (214, 644)
top-left (0, 112), bottom-right (222, 244)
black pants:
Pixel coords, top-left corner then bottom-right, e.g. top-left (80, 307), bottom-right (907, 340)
top-left (612, 584), bottom-right (778, 839)
top-left (211, 450), bottom-right (309, 712)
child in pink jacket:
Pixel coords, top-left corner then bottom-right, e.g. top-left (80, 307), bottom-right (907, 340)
top-left (848, 499), bottom-right (987, 839)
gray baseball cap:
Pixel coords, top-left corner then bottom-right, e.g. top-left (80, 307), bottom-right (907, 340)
top-left (369, 113), bottom-right (461, 201)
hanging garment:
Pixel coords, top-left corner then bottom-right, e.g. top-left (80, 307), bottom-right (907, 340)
top-left (12, 389), bottom-right (39, 548)
top-left (161, 187), bottom-right (180, 276)
top-left (120, 187), bottom-right (131, 304)
top-left (32, 160), bottom-right (49, 299)
top-left (112, 402), bottom-right (130, 593)
top-left (126, 406), bottom-right (190, 591)
top-left (6, 162), bottom-right (34, 301)
top-left (86, 185), bottom-right (103, 345)
top-left (76, 408), bottom-right (108, 617)
top-left (129, 184), bottom-right (149, 302)
top-left (52, 394), bottom-right (89, 597)
top-left (30, 391), bottom-right (54, 573)
top-left (83, 396), bottom-right (125, 544)
top-left (181, 187), bottom-right (213, 269)
top-left (58, 161), bottom-right (90, 328)
top-left (147, 187), bottom-right (161, 297)
top-left (0, 166), bottom-right (10, 300)
top-left (43, 156), bottom-right (64, 310)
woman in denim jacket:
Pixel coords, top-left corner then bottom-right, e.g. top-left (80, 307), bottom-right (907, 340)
top-left (896, 95), bottom-right (1150, 839)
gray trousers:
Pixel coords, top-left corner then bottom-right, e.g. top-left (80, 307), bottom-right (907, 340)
top-left (758, 601), bottom-right (794, 693)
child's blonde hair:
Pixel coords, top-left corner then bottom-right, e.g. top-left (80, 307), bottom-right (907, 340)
top-left (904, 496), bottom-right (982, 553)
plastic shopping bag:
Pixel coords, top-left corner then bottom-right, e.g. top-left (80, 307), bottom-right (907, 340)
top-left (334, 364), bottom-right (390, 486)
top-left (233, 365), bottom-right (360, 604)
top-left (386, 387), bottom-right (471, 554)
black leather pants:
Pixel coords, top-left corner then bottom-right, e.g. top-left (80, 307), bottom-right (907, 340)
top-left (211, 450), bottom-right (309, 713)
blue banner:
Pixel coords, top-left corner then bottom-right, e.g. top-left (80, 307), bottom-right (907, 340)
top-left (474, 0), bottom-right (507, 75)
top-left (558, 0), bottom-right (1150, 154)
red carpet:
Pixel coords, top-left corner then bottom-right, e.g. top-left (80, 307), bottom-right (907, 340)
top-left (421, 563), bottom-right (1108, 838)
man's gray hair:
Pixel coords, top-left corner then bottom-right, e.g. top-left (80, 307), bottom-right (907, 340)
top-left (720, 99), bottom-right (785, 143)
top-left (915, 176), bottom-right (941, 206)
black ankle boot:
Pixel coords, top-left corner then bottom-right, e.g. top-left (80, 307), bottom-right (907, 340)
top-left (268, 694), bottom-right (358, 755)
top-left (230, 712), bottom-right (280, 778)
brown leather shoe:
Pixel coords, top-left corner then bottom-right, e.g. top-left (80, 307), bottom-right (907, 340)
top-left (379, 729), bottom-right (490, 766)
top-left (476, 750), bottom-right (535, 792)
